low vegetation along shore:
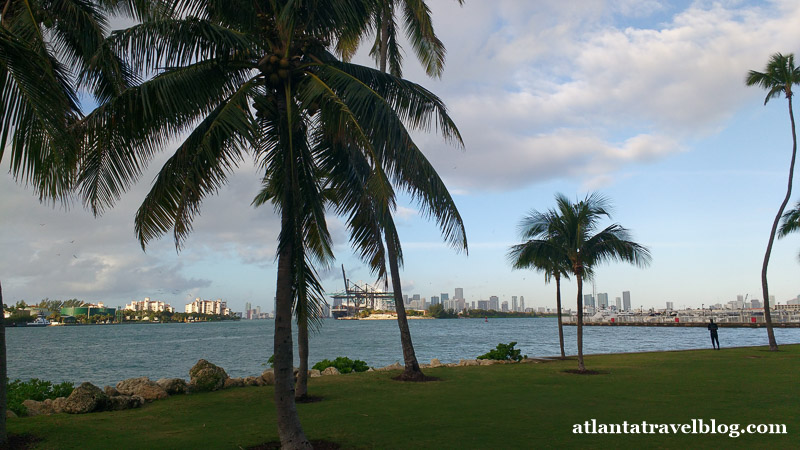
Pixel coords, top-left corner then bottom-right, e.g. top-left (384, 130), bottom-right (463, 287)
top-left (6, 345), bottom-right (797, 449)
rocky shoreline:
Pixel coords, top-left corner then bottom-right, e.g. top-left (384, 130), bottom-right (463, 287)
top-left (12, 357), bottom-right (539, 418)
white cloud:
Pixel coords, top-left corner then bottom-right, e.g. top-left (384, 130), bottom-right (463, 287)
top-left (418, 0), bottom-right (800, 191)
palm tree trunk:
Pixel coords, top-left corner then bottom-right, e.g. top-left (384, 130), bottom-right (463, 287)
top-left (274, 191), bottom-right (310, 449)
top-left (295, 316), bottom-right (309, 400)
top-left (379, 4), bottom-right (390, 73)
top-left (386, 234), bottom-right (424, 380)
top-left (576, 275), bottom-right (585, 372)
top-left (0, 281), bottom-right (7, 445)
top-left (760, 96), bottom-right (797, 352)
top-left (555, 274), bottom-right (565, 358)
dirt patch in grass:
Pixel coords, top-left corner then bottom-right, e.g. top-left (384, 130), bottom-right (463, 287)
top-left (296, 395), bottom-right (324, 404)
top-left (249, 440), bottom-right (340, 449)
top-left (0, 433), bottom-right (42, 450)
top-left (562, 369), bottom-right (607, 375)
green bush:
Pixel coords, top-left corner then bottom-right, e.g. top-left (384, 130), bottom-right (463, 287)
top-left (477, 342), bottom-right (527, 362)
top-left (312, 357), bottom-right (369, 374)
top-left (6, 378), bottom-right (74, 416)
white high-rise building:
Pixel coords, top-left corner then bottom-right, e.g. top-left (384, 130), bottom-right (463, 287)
top-left (489, 296), bottom-right (499, 310)
top-left (454, 288), bottom-right (464, 300)
top-left (512, 296), bottom-right (518, 312)
top-left (185, 297), bottom-right (230, 316)
top-left (520, 296), bottom-right (525, 311)
top-left (615, 297), bottom-right (622, 310)
top-left (125, 297), bottom-right (174, 313)
top-left (622, 291), bottom-right (631, 311)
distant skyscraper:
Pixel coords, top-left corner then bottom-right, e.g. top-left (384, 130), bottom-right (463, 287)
top-left (597, 293), bottom-right (608, 309)
top-left (501, 301), bottom-right (509, 312)
top-left (489, 295), bottom-right (499, 310)
top-left (615, 297), bottom-right (621, 310)
top-left (477, 300), bottom-right (489, 310)
top-left (622, 291), bottom-right (631, 311)
top-left (413, 294), bottom-right (420, 302)
top-left (512, 296), bottom-right (518, 312)
top-left (403, 294), bottom-right (409, 305)
top-left (583, 294), bottom-right (595, 307)
top-left (520, 296), bottom-right (525, 311)
top-left (454, 288), bottom-right (464, 300)
top-left (441, 293), bottom-right (449, 302)
top-left (666, 302), bottom-right (674, 310)
top-left (431, 296), bottom-right (440, 305)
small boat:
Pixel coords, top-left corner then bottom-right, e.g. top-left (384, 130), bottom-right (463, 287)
top-left (26, 312), bottom-right (51, 327)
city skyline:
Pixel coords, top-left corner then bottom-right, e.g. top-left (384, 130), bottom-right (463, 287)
top-left (2, 1), bottom-right (800, 313)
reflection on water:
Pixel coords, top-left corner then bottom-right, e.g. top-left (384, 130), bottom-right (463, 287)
top-left (6, 318), bottom-right (800, 386)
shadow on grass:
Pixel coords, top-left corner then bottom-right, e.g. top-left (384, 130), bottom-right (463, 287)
top-left (249, 440), bottom-right (340, 449)
top-left (296, 395), bottom-right (324, 404)
top-left (391, 374), bottom-right (441, 383)
top-left (0, 433), bottom-right (41, 450)
top-left (562, 369), bottom-right (608, 375)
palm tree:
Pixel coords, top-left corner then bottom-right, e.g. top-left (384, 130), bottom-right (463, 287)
top-left (745, 52), bottom-right (800, 352)
top-left (78, 1), bottom-right (462, 446)
top-left (337, 0), bottom-right (466, 381)
top-left (0, 1), bottom-right (141, 442)
top-left (779, 200), bottom-right (800, 258)
top-left (549, 193), bottom-right (650, 372)
top-left (508, 209), bottom-right (571, 358)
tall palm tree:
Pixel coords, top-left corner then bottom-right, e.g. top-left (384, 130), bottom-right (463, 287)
top-left (779, 200), bottom-right (800, 258)
top-left (549, 193), bottom-right (650, 372)
top-left (338, 0), bottom-right (466, 381)
top-left (508, 209), bottom-right (571, 358)
top-left (78, 1), bottom-right (462, 446)
top-left (0, 1), bottom-right (141, 442)
top-left (745, 52), bottom-right (800, 352)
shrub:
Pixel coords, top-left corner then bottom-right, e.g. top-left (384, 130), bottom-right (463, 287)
top-left (477, 342), bottom-right (527, 362)
top-left (312, 357), bottom-right (369, 374)
top-left (6, 378), bottom-right (74, 416)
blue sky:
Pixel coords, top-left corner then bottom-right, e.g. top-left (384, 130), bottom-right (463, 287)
top-left (2, 0), bottom-right (800, 312)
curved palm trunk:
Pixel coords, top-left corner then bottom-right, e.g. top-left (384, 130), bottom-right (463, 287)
top-left (274, 188), bottom-right (310, 448)
top-left (379, 4), bottom-right (390, 73)
top-left (576, 275), bottom-right (586, 372)
top-left (1, 281), bottom-right (7, 445)
top-left (760, 95), bottom-right (797, 352)
top-left (295, 316), bottom-right (309, 400)
top-left (386, 235), bottom-right (424, 380)
top-left (555, 274), bottom-right (565, 358)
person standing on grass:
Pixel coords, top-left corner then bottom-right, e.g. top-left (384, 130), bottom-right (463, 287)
top-left (708, 319), bottom-right (720, 350)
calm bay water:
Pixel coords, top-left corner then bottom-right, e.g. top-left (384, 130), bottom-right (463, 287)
top-left (7, 318), bottom-right (800, 387)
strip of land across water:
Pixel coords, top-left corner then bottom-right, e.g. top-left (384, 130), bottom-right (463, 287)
top-left (8, 344), bottom-right (798, 449)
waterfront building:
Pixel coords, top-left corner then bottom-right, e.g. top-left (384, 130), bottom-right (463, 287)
top-left (615, 297), bottom-right (622, 310)
top-left (583, 294), bottom-right (595, 308)
top-left (430, 296), bottom-right (440, 305)
top-left (471, 301), bottom-right (476, 310)
top-left (597, 293), bottom-right (608, 309)
top-left (520, 296), bottom-right (525, 311)
top-left (440, 293), bottom-right (449, 302)
top-left (750, 299), bottom-right (762, 309)
top-left (512, 296), bottom-right (518, 312)
top-left (403, 294), bottom-right (409, 305)
top-left (477, 300), bottom-right (489, 310)
top-left (489, 296), bottom-right (499, 311)
top-left (412, 294), bottom-right (421, 302)
top-left (501, 301), bottom-right (509, 312)
top-left (124, 297), bottom-right (174, 313)
top-left (666, 301), bottom-right (674, 311)
top-left (454, 288), bottom-right (464, 300)
top-left (622, 291), bottom-right (631, 311)
top-left (185, 298), bottom-right (231, 316)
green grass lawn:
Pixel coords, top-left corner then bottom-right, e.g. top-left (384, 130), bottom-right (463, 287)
top-left (8, 345), bottom-right (798, 449)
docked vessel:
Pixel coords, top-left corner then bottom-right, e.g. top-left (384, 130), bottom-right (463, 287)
top-left (26, 312), bottom-right (51, 327)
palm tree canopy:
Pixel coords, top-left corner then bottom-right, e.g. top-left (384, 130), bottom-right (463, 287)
top-left (0, 0), bottom-right (142, 202)
top-left (745, 52), bottom-right (800, 105)
top-left (779, 201), bottom-right (800, 237)
top-left (550, 193), bottom-right (651, 277)
top-left (508, 208), bottom-right (571, 283)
